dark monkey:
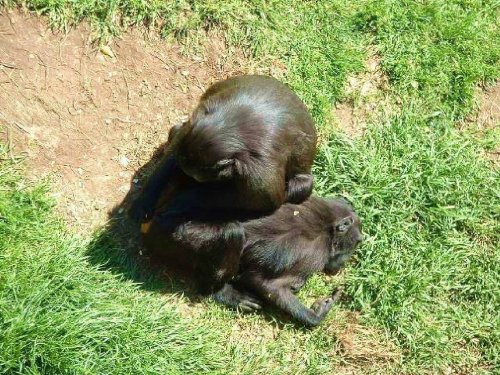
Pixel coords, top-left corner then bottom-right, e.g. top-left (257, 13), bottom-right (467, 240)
top-left (232, 197), bottom-right (363, 326)
top-left (129, 75), bottom-right (317, 222)
top-left (142, 212), bottom-right (261, 312)
top-left (142, 197), bottom-right (362, 326)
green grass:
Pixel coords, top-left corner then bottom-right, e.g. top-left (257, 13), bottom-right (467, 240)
top-left (2, 0), bottom-right (500, 374)
top-left (352, 0), bottom-right (500, 119)
top-left (314, 113), bottom-right (499, 372)
top-left (0, 155), bottom-right (230, 373)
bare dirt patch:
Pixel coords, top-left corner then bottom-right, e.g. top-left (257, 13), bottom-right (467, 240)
top-left (329, 311), bottom-right (402, 374)
top-left (0, 9), bottom-right (254, 229)
top-left (331, 51), bottom-right (393, 138)
top-left (474, 82), bottom-right (500, 130)
top-left (461, 82), bottom-right (500, 165)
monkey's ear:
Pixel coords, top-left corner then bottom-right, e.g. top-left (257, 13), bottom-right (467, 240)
top-left (335, 217), bottom-right (354, 234)
top-left (215, 159), bottom-right (237, 179)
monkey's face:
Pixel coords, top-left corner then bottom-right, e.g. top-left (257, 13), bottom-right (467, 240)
top-left (324, 200), bottom-right (363, 275)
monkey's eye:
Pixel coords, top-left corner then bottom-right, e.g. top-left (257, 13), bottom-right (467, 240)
top-left (334, 216), bottom-right (354, 234)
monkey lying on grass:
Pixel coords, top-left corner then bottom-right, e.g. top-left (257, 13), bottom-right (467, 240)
top-left (130, 74), bottom-right (320, 312)
top-left (141, 197), bottom-right (362, 327)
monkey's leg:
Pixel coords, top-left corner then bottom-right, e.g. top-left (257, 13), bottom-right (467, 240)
top-left (191, 222), bottom-right (246, 295)
top-left (257, 282), bottom-right (341, 327)
top-left (285, 173), bottom-right (314, 204)
top-left (211, 284), bottom-right (262, 312)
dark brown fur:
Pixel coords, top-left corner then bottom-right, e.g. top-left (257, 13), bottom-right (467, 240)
top-left (129, 75), bottom-right (317, 222)
top-left (232, 197), bottom-right (362, 326)
top-left (141, 197), bottom-right (362, 326)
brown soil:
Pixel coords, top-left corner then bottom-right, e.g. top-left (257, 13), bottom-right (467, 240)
top-left (0, 9), bottom-right (252, 229)
top-left (474, 82), bottom-right (500, 130)
top-left (465, 82), bottom-right (500, 165)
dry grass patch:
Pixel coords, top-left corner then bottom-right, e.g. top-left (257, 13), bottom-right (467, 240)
top-left (459, 82), bottom-right (500, 166)
top-left (331, 49), bottom-right (394, 138)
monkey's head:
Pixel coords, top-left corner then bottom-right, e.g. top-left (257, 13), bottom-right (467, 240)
top-left (324, 198), bottom-right (363, 275)
top-left (171, 103), bottom-right (255, 183)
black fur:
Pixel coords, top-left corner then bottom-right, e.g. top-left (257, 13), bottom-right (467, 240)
top-left (129, 75), bottom-right (317, 222)
top-left (141, 197), bottom-right (362, 326)
top-left (231, 197), bottom-right (363, 326)
top-left (142, 216), bottom-right (245, 295)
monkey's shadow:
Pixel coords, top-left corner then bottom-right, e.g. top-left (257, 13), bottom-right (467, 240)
top-left (85, 143), bottom-right (304, 325)
top-left (86, 142), bottom-right (199, 300)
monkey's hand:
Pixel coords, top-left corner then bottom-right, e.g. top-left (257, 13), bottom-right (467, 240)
top-left (128, 194), bottom-right (156, 223)
top-left (286, 173), bottom-right (314, 204)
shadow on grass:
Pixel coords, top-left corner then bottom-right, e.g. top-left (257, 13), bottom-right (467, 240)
top-left (85, 141), bottom-right (201, 301)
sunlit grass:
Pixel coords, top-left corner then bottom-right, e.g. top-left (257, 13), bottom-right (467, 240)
top-left (1, 0), bottom-right (499, 373)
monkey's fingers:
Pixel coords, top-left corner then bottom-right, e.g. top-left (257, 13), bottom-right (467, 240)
top-left (238, 300), bottom-right (262, 312)
top-left (237, 291), bottom-right (263, 312)
top-left (331, 286), bottom-right (345, 303)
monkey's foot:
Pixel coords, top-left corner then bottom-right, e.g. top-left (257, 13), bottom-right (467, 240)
top-left (309, 286), bottom-right (344, 320)
top-left (212, 284), bottom-right (262, 312)
top-left (237, 293), bottom-right (262, 312)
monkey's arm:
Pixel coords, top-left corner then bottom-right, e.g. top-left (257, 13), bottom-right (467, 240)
top-left (128, 155), bottom-right (180, 222)
top-left (164, 183), bottom-right (278, 214)
top-left (269, 288), bottom-right (333, 327)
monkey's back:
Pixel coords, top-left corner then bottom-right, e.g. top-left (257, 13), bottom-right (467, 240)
top-left (182, 75), bottom-right (318, 210)
top-left (201, 75), bottom-right (313, 127)
top-left (200, 75), bottom-right (317, 163)
top-left (240, 197), bottom-right (332, 277)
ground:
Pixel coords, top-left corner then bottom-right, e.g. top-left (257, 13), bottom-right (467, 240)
top-left (0, 10), bottom-right (400, 373)
top-left (1, 3), bottom-right (499, 374)
top-left (0, 10), bottom-right (248, 229)
top-left (332, 51), bottom-right (391, 138)
top-left (464, 84), bottom-right (500, 165)
top-left (3, 10), bottom-right (496, 229)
